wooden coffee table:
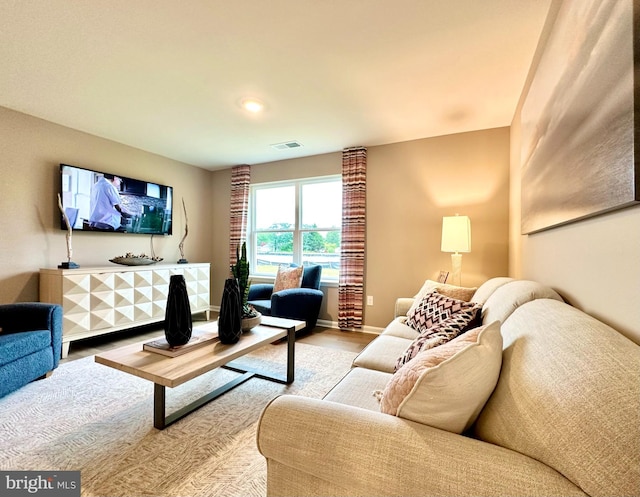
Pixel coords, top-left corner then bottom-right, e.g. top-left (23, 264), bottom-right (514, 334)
top-left (95, 316), bottom-right (305, 429)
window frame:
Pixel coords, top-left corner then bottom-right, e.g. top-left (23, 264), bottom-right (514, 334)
top-left (248, 175), bottom-right (342, 283)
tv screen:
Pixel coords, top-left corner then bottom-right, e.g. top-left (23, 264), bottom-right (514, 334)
top-left (59, 164), bottom-right (173, 235)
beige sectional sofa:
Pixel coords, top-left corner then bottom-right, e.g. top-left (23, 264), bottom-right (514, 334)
top-left (257, 277), bottom-right (640, 496)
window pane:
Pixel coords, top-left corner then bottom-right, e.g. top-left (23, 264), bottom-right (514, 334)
top-left (255, 186), bottom-right (295, 230)
top-left (302, 230), bottom-right (340, 279)
top-left (301, 182), bottom-right (342, 229)
top-left (255, 231), bottom-right (294, 275)
top-left (255, 251), bottom-right (293, 275)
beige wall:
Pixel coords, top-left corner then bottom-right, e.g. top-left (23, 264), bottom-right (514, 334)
top-left (365, 128), bottom-right (510, 328)
top-left (210, 129), bottom-right (510, 330)
top-left (0, 106), bottom-right (213, 304)
top-left (509, 3), bottom-right (640, 344)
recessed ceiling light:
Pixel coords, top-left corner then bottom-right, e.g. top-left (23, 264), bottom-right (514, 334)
top-left (240, 98), bottom-right (264, 113)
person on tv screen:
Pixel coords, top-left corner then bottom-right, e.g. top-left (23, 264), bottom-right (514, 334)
top-left (89, 174), bottom-right (133, 231)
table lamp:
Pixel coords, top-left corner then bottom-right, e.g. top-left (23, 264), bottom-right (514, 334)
top-left (441, 215), bottom-right (471, 286)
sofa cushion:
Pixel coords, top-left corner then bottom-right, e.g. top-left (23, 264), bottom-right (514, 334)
top-left (377, 321), bottom-right (502, 434)
top-left (0, 330), bottom-right (52, 368)
top-left (273, 265), bottom-right (303, 293)
top-left (407, 280), bottom-right (477, 316)
top-left (406, 291), bottom-right (476, 334)
top-left (324, 367), bottom-right (392, 412)
top-left (380, 317), bottom-right (419, 340)
top-left (352, 335), bottom-right (413, 374)
top-left (481, 280), bottom-right (563, 325)
top-left (394, 306), bottom-right (481, 371)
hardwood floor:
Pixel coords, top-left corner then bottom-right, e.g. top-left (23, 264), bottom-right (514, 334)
top-left (61, 313), bottom-right (376, 364)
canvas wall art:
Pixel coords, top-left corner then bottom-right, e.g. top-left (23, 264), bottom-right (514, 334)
top-left (520, 0), bottom-right (638, 234)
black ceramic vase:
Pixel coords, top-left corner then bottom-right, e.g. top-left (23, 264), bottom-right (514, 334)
top-left (164, 274), bottom-right (193, 347)
top-left (218, 278), bottom-right (242, 344)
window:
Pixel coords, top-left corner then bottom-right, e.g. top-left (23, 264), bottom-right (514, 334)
top-left (249, 176), bottom-right (342, 280)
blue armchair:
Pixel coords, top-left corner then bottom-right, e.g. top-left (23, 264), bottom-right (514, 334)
top-left (0, 303), bottom-right (63, 398)
top-left (248, 265), bottom-right (323, 333)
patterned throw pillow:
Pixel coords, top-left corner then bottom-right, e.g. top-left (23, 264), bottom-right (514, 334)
top-left (405, 290), bottom-right (477, 334)
top-left (273, 265), bottom-right (304, 293)
top-left (395, 306), bottom-right (480, 371)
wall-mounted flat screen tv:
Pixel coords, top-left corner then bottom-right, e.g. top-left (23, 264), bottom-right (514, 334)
top-left (59, 164), bottom-right (173, 235)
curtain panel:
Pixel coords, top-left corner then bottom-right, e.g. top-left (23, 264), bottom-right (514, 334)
top-left (229, 165), bottom-right (251, 269)
top-left (339, 147), bottom-right (366, 330)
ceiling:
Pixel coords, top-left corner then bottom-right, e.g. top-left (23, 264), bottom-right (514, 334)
top-left (0, 0), bottom-right (551, 170)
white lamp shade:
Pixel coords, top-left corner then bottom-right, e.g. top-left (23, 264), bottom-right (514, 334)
top-left (441, 215), bottom-right (471, 253)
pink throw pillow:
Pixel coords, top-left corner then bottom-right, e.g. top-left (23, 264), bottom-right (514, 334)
top-left (273, 266), bottom-right (304, 293)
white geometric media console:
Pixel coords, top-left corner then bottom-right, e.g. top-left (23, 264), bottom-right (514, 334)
top-left (39, 263), bottom-right (210, 358)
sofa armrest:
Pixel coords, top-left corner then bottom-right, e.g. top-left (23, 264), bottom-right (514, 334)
top-left (257, 396), bottom-right (585, 497)
top-left (0, 303), bottom-right (63, 366)
top-left (248, 284), bottom-right (274, 301)
top-left (394, 297), bottom-right (414, 317)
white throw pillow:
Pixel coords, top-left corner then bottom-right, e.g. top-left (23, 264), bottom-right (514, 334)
top-left (378, 321), bottom-right (503, 434)
top-left (407, 280), bottom-right (477, 316)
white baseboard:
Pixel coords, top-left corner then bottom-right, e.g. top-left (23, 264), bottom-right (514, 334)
top-left (204, 310), bottom-right (383, 335)
top-left (317, 318), bottom-right (383, 335)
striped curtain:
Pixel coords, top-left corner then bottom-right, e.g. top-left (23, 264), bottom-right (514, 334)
top-left (339, 147), bottom-right (366, 330)
top-left (229, 165), bottom-right (251, 269)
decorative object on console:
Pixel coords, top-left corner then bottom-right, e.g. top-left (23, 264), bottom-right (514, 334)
top-left (164, 274), bottom-right (193, 347)
top-left (231, 242), bottom-right (261, 331)
top-left (177, 198), bottom-right (189, 264)
top-left (218, 278), bottom-right (242, 344)
top-left (437, 270), bottom-right (448, 284)
top-left (56, 193), bottom-right (79, 269)
top-left (441, 214), bottom-right (471, 286)
top-left (109, 252), bottom-right (163, 266)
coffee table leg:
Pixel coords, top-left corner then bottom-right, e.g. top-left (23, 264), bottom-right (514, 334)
top-left (154, 384), bottom-right (167, 430)
top-left (153, 371), bottom-right (254, 430)
top-left (223, 326), bottom-right (295, 384)
top-left (153, 327), bottom-right (296, 430)
top-left (286, 326), bottom-right (295, 383)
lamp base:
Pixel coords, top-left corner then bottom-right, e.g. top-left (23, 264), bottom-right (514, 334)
top-left (450, 253), bottom-right (462, 286)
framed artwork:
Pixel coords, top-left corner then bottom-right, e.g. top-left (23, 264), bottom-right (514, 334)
top-left (520, 0), bottom-right (638, 234)
top-left (437, 271), bottom-right (449, 284)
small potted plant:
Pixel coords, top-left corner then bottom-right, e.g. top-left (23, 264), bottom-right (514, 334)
top-left (231, 242), bottom-right (261, 331)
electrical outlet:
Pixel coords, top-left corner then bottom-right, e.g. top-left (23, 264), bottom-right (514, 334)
top-left (367, 295), bottom-right (374, 306)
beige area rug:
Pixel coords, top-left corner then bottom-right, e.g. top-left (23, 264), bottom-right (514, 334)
top-left (0, 342), bottom-right (357, 497)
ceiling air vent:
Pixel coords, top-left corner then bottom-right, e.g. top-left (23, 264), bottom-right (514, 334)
top-left (271, 141), bottom-right (303, 151)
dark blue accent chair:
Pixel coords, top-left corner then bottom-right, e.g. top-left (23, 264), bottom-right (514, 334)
top-left (248, 265), bottom-right (323, 333)
top-left (0, 303), bottom-right (63, 398)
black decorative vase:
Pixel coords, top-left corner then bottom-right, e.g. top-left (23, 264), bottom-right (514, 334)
top-left (218, 278), bottom-right (242, 344)
top-left (164, 274), bottom-right (193, 346)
